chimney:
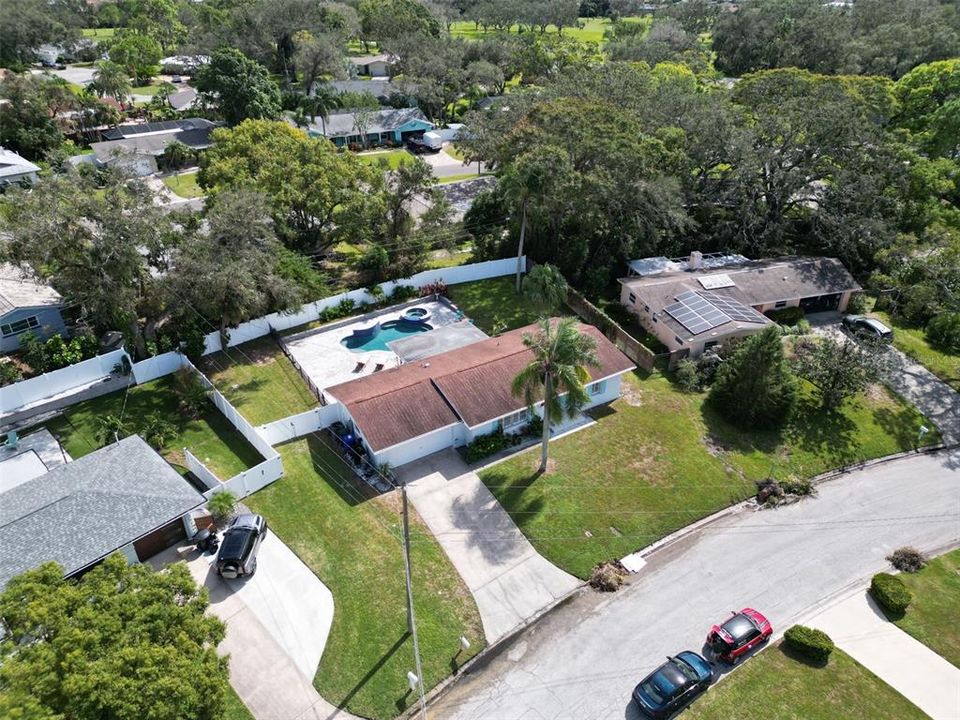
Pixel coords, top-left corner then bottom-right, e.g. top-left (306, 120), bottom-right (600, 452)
top-left (689, 251), bottom-right (703, 270)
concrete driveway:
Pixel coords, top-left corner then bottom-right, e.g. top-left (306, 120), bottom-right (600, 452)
top-left (431, 449), bottom-right (960, 719)
top-left (153, 532), bottom-right (354, 720)
top-left (398, 450), bottom-right (580, 644)
top-left (419, 148), bottom-right (487, 178)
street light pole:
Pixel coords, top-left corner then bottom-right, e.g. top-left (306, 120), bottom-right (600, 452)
top-left (401, 483), bottom-right (428, 719)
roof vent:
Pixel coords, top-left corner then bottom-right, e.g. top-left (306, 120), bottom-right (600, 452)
top-left (689, 250), bottom-right (703, 269)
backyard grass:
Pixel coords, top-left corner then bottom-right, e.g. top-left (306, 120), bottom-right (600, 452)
top-left (245, 437), bottom-right (484, 720)
top-left (358, 149), bottom-right (413, 170)
top-left (685, 643), bottom-right (927, 720)
top-left (198, 337), bottom-right (319, 426)
top-left (449, 16), bottom-right (649, 44)
top-left (39, 376), bottom-right (263, 480)
top-left (162, 172), bottom-right (204, 199)
top-left (871, 310), bottom-right (960, 391)
top-left (890, 548), bottom-right (960, 667)
top-left (446, 275), bottom-right (550, 334)
top-left (224, 686), bottom-right (255, 720)
top-left (427, 247), bottom-right (474, 269)
top-left (81, 27), bottom-right (116, 41)
top-left (480, 371), bottom-right (937, 578)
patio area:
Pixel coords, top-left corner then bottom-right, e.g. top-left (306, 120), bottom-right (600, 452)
top-left (281, 299), bottom-right (486, 395)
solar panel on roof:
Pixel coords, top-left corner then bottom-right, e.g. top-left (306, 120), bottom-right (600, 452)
top-left (701, 292), bottom-right (766, 324)
top-left (698, 273), bottom-right (736, 290)
top-left (664, 293), bottom-right (732, 336)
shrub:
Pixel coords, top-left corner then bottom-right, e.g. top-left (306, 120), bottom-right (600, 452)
top-left (465, 428), bottom-right (507, 463)
top-left (138, 413), bottom-right (177, 450)
top-left (390, 284), bottom-right (418, 302)
top-left (420, 280), bottom-right (447, 297)
top-left (526, 414), bottom-right (543, 438)
top-left (847, 293), bottom-right (869, 314)
top-left (674, 358), bottom-right (701, 392)
top-left (926, 312), bottom-right (960, 354)
top-left (173, 368), bottom-right (209, 418)
top-left (207, 490), bottom-right (237, 523)
top-left (784, 625), bottom-right (834, 662)
top-left (765, 306), bottom-right (804, 325)
top-left (780, 478), bottom-right (814, 496)
top-left (886, 547), bottom-right (927, 573)
top-left (0, 360), bottom-right (23, 386)
top-left (589, 562), bottom-right (626, 592)
top-left (870, 572), bottom-right (913, 615)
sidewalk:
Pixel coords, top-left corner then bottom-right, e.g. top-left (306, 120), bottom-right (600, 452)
top-left (398, 449), bottom-right (580, 644)
top-left (807, 591), bottom-right (960, 720)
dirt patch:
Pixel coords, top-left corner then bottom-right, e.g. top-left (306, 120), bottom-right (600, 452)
top-left (702, 434), bottom-right (732, 457)
top-left (864, 382), bottom-right (892, 405)
top-left (619, 382), bottom-right (644, 407)
top-left (525, 455), bottom-right (556, 474)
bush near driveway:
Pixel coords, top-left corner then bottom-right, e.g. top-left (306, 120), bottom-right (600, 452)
top-left (480, 371), bottom-right (937, 579)
top-left (244, 437), bottom-right (483, 720)
top-left (871, 573), bottom-right (913, 616)
top-left (684, 643), bottom-right (927, 720)
top-left (891, 548), bottom-right (960, 667)
top-left (784, 625), bottom-right (834, 663)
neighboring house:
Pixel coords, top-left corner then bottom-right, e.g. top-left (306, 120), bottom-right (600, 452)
top-left (619, 253), bottom-right (862, 358)
top-left (0, 435), bottom-right (206, 590)
top-left (318, 79), bottom-right (397, 102)
top-left (306, 107), bottom-right (434, 148)
top-left (90, 118), bottom-right (220, 176)
top-left (326, 321), bottom-right (636, 468)
top-left (0, 264), bottom-right (66, 353)
top-left (0, 147), bottom-right (41, 188)
top-left (352, 54), bottom-right (394, 78)
top-left (167, 87), bottom-right (198, 112)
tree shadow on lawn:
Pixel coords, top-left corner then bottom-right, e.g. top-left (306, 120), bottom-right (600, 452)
top-left (872, 405), bottom-right (930, 449)
top-left (305, 432), bottom-right (379, 506)
top-left (480, 467), bottom-right (547, 527)
top-left (326, 632), bottom-right (411, 713)
top-left (216, 378), bottom-right (269, 408)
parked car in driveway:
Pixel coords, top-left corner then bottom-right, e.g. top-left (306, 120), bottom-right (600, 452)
top-left (842, 314), bottom-right (893, 341)
top-left (707, 608), bottom-right (772, 663)
top-left (632, 651), bottom-right (713, 718)
top-left (216, 513), bottom-right (268, 579)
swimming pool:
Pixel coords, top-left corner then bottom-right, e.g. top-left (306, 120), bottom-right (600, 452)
top-left (341, 320), bottom-right (433, 353)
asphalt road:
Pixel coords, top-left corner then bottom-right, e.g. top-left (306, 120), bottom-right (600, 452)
top-left (432, 450), bottom-right (960, 720)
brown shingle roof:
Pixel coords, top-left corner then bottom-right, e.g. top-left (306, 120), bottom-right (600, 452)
top-left (327, 321), bottom-right (635, 451)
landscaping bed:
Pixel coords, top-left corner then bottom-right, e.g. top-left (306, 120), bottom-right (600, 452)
top-left (480, 371), bottom-right (937, 579)
top-left (890, 548), bottom-right (960, 667)
top-left (198, 336), bottom-right (318, 425)
top-left (40, 376), bottom-right (263, 480)
top-left (244, 437), bottom-right (484, 720)
top-left (685, 643), bottom-right (926, 720)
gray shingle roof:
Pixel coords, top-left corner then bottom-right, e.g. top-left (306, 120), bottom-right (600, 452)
top-left (0, 263), bottom-right (62, 316)
top-left (0, 435), bottom-right (205, 589)
top-left (315, 107), bottom-right (433, 138)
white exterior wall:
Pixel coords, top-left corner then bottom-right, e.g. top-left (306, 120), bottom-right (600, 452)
top-left (373, 424), bottom-right (459, 468)
top-left (585, 374), bottom-right (623, 407)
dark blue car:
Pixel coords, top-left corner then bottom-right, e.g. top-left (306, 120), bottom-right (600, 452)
top-left (632, 651), bottom-right (713, 718)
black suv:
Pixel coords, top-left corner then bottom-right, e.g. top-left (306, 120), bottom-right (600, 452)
top-left (216, 514), bottom-right (268, 579)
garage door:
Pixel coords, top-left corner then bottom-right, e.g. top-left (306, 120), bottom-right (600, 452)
top-left (134, 517), bottom-right (186, 561)
top-left (799, 293), bottom-right (841, 313)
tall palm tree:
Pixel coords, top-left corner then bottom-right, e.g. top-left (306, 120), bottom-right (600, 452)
top-left (92, 60), bottom-right (131, 105)
top-left (512, 317), bottom-right (599, 473)
top-left (304, 85), bottom-right (341, 136)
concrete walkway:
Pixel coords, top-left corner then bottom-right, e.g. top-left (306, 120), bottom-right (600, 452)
top-left (884, 347), bottom-right (960, 446)
top-left (808, 590), bottom-right (960, 720)
top-left (398, 449), bottom-right (580, 644)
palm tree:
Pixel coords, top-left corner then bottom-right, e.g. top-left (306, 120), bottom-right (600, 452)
top-left (511, 317), bottom-right (599, 473)
top-left (523, 263), bottom-right (568, 311)
top-left (92, 60), bottom-right (131, 105)
top-left (304, 85), bottom-right (341, 136)
top-left (161, 140), bottom-right (192, 171)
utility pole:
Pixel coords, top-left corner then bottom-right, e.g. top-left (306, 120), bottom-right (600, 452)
top-left (401, 483), bottom-right (428, 719)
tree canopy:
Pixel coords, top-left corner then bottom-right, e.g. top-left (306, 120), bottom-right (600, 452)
top-left (195, 48), bottom-right (282, 125)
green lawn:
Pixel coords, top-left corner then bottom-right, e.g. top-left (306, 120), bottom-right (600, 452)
top-left (435, 172), bottom-right (490, 184)
top-left (480, 371), bottom-right (937, 578)
top-left (162, 172), bottom-right (204, 199)
top-left (224, 686), bottom-right (255, 720)
top-left (871, 310), bottom-right (959, 391)
top-left (81, 27), bottom-right (116, 41)
top-left (890, 548), bottom-right (960, 667)
top-left (446, 275), bottom-right (550, 334)
top-left (449, 16), bottom-right (649, 44)
top-left (686, 643), bottom-right (926, 720)
top-left (39, 376), bottom-right (263, 480)
top-left (198, 337), bottom-right (318, 426)
top-left (130, 83), bottom-right (162, 96)
top-left (445, 144), bottom-right (467, 161)
top-left (245, 437), bottom-right (484, 720)
top-left (427, 248), bottom-right (474, 269)
top-left (357, 150), bottom-right (413, 170)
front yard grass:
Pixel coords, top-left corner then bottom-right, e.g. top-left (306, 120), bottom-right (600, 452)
top-left (245, 437), bottom-right (484, 720)
top-left (685, 643), bottom-right (926, 720)
top-left (198, 337), bottom-right (318, 425)
top-left (435, 172), bottom-right (490, 184)
top-left (481, 371), bottom-right (937, 579)
top-left (447, 275), bottom-right (550, 334)
top-left (870, 310), bottom-right (960, 391)
top-left (358, 149), bottom-right (413, 170)
top-left (41, 376), bottom-right (263, 480)
top-left (890, 548), bottom-right (960, 667)
top-left (224, 686), bottom-right (255, 720)
top-left (162, 171), bottom-right (204, 199)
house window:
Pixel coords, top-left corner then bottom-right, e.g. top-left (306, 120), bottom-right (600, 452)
top-left (501, 408), bottom-right (530, 429)
top-left (775, 300), bottom-right (788, 309)
top-left (675, 336), bottom-right (684, 345)
top-left (628, 292), bottom-right (637, 305)
top-left (588, 380), bottom-right (607, 396)
top-left (643, 304), bottom-right (650, 313)
top-left (652, 314), bottom-right (658, 323)
top-left (0, 315), bottom-right (40, 337)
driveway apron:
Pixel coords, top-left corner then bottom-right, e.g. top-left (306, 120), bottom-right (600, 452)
top-left (398, 449), bottom-right (580, 644)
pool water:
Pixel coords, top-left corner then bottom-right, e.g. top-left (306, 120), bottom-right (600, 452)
top-left (341, 320), bottom-right (433, 353)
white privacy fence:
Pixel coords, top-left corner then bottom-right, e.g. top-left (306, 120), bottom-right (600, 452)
top-left (258, 405), bottom-right (341, 446)
top-left (184, 448), bottom-right (221, 490)
top-left (205, 454), bottom-right (284, 500)
top-left (131, 352), bottom-right (187, 384)
top-left (200, 256), bottom-right (523, 354)
top-left (0, 349), bottom-right (129, 416)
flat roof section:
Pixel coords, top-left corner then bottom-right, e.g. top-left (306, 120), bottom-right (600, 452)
top-left (389, 321), bottom-right (489, 363)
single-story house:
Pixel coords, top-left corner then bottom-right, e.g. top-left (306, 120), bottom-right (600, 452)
top-left (90, 118), bottom-right (220, 176)
top-left (0, 264), bottom-right (66, 353)
top-left (325, 321), bottom-right (636, 468)
top-left (307, 107), bottom-right (434, 148)
top-left (352, 53), bottom-right (395, 78)
top-left (0, 435), bottom-right (206, 589)
top-left (0, 147), bottom-right (40, 188)
top-left (619, 253), bottom-right (862, 357)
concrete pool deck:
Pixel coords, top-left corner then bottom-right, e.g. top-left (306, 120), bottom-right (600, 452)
top-left (282, 299), bottom-right (475, 394)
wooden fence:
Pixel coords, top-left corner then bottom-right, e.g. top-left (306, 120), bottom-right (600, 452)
top-left (566, 287), bottom-right (659, 372)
